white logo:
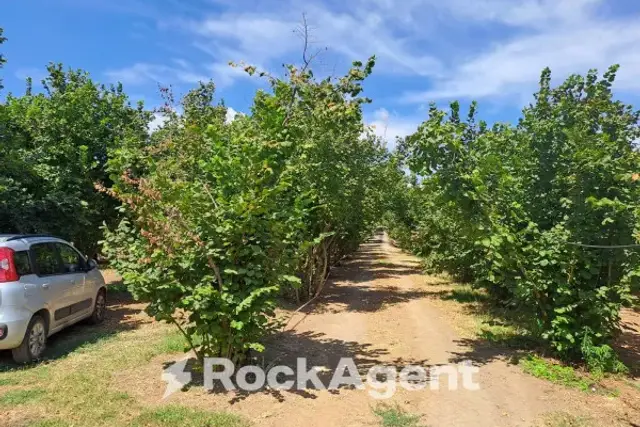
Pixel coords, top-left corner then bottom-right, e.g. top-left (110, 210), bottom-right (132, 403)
top-left (161, 357), bottom-right (479, 399)
top-left (161, 357), bottom-right (192, 399)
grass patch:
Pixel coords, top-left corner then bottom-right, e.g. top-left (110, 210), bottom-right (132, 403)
top-left (0, 377), bottom-right (20, 386)
top-left (419, 279), bottom-right (632, 397)
top-left (520, 356), bottom-right (592, 391)
top-left (476, 323), bottom-right (541, 350)
top-left (153, 331), bottom-right (189, 355)
top-left (443, 286), bottom-right (487, 304)
top-left (131, 406), bottom-right (248, 427)
top-left (27, 420), bottom-right (70, 427)
top-left (0, 388), bottom-right (46, 405)
top-left (42, 328), bottom-right (120, 361)
top-left (373, 404), bottom-right (424, 427)
top-left (0, 310), bottom-right (230, 426)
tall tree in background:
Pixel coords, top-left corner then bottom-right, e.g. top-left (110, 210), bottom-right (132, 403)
top-left (0, 64), bottom-right (151, 255)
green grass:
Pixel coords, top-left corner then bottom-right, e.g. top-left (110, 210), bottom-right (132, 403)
top-left (373, 404), bottom-right (424, 427)
top-left (477, 324), bottom-right (538, 349)
top-left (0, 388), bottom-right (46, 405)
top-left (27, 420), bottom-right (70, 427)
top-left (131, 406), bottom-right (249, 427)
top-left (0, 377), bottom-right (19, 386)
top-left (0, 316), bottom-right (237, 426)
top-left (442, 286), bottom-right (487, 304)
top-left (520, 356), bottom-right (592, 391)
top-left (153, 331), bottom-right (189, 355)
top-left (421, 281), bottom-right (625, 393)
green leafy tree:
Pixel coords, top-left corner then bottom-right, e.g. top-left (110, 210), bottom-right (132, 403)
top-left (0, 64), bottom-right (150, 255)
top-left (102, 58), bottom-right (385, 363)
top-left (391, 66), bottom-right (640, 365)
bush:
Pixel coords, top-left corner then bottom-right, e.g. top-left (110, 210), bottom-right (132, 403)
top-left (390, 66), bottom-right (640, 365)
top-left (102, 59), bottom-right (386, 363)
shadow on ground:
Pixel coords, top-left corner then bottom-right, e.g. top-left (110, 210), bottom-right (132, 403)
top-left (300, 241), bottom-right (432, 314)
top-left (0, 288), bottom-right (147, 370)
top-left (417, 280), bottom-right (543, 367)
top-left (312, 284), bottom-right (431, 314)
top-left (164, 236), bottom-right (437, 404)
top-left (422, 288), bottom-right (489, 304)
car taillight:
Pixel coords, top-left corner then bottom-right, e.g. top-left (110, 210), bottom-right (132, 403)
top-left (0, 248), bottom-right (19, 283)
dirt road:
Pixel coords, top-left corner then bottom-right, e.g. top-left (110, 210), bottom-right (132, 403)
top-left (125, 234), bottom-right (639, 426)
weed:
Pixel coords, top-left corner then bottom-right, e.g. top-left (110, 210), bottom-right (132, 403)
top-left (373, 404), bottom-right (424, 427)
top-left (580, 333), bottom-right (628, 377)
top-left (520, 356), bottom-right (591, 391)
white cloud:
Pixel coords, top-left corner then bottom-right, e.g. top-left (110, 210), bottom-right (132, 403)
top-left (297, 6), bottom-right (442, 77)
top-left (193, 16), bottom-right (299, 62)
top-left (14, 67), bottom-right (47, 83)
top-left (402, 0), bottom-right (640, 102)
top-left (104, 0), bottom-right (640, 109)
top-left (170, 2), bottom-right (443, 87)
top-left (225, 106), bottom-right (238, 123)
top-left (106, 61), bottom-right (209, 86)
top-left (367, 108), bottom-right (421, 150)
top-left (205, 61), bottom-right (255, 88)
top-left (428, 0), bottom-right (601, 29)
top-left (148, 112), bottom-right (168, 132)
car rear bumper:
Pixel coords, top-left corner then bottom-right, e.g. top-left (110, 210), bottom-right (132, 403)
top-left (0, 307), bottom-right (33, 349)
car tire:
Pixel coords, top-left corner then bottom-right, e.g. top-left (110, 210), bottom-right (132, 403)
top-left (88, 289), bottom-right (107, 324)
top-left (12, 315), bottom-right (47, 364)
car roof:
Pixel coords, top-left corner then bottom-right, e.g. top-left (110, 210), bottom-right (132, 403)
top-left (0, 235), bottom-right (69, 251)
top-left (0, 234), bottom-right (57, 242)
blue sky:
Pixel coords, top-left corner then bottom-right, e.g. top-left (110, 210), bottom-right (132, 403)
top-left (3, 0), bottom-right (640, 146)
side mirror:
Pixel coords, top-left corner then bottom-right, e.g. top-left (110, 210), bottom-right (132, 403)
top-left (87, 259), bottom-right (98, 271)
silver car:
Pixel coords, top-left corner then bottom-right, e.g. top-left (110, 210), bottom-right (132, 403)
top-left (0, 234), bottom-right (107, 363)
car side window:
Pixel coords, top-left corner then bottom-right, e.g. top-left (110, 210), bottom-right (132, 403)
top-left (32, 243), bottom-right (63, 276)
top-left (14, 251), bottom-right (33, 276)
top-left (56, 244), bottom-right (85, 274)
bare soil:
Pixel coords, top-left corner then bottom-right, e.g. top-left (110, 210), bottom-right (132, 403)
top-left (115, 235), bottom-right (640, 426)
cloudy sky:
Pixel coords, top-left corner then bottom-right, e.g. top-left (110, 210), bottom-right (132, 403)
top-left (3, 0), bottom-right (640, 146)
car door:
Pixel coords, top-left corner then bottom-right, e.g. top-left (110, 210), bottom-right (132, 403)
top-left (54, 243), bottom-right (93, 321)
top-left (30, 243), bottom-right (71, 329)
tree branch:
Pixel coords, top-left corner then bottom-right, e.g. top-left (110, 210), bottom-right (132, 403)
top-left (282, 13), bottom-right (323, 127)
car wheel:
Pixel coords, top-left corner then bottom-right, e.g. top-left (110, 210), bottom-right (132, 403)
top-left (88, 289), bottom-right (107, 324)
top-left (12, 315), bottom-right (47, 364)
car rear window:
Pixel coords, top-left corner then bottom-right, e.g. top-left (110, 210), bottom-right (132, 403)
top-left (14, 251), bottom-right (33, 276)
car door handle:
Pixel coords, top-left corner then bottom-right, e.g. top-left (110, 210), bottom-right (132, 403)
top-left (42, 283), bottom-right (50, 289)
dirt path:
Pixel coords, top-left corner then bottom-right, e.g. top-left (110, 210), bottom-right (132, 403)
top-left (123, 234), bottom-right (638, 426)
